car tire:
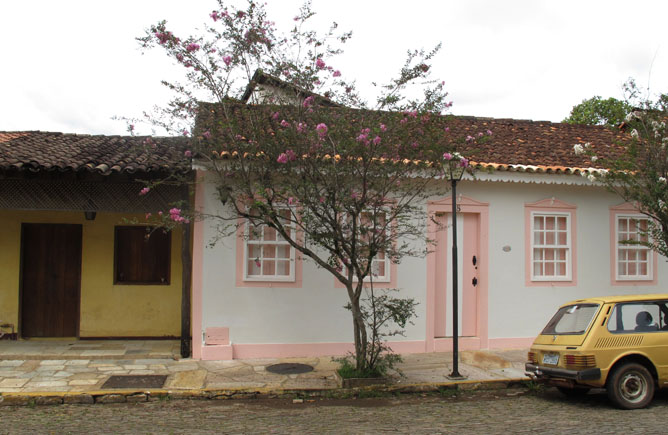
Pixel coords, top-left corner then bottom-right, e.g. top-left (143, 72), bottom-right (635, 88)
top-left (556, 386), bottom-right (590, 397)
top-left (606, 362), bottom-right (655, 409)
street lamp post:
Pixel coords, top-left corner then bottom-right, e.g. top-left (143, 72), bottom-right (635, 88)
top-left (443, 155), bottom-right (466, 380)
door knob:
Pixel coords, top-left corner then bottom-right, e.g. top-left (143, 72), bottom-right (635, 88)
top-left (472, 277), bottom-right (478, 287)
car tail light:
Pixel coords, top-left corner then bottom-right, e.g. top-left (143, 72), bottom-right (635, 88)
top-left (564, 354), bottom-right (595, 369)
top-left (527, 351), bottom-right (537, 363)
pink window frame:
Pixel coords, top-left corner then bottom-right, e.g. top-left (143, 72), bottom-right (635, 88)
top-left (609, 203), bottom-right (657, 286)
top-left (235, 216), bottom-right (303, 288)
top-left (524, 198), bottom-right (577, 287)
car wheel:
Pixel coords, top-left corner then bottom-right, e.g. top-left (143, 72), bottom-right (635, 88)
top-left (556, 386), bottom-right (590, 397)
top-left (606, 363), bottom-right (655, 409)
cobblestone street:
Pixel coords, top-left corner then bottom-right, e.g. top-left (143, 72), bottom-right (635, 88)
top-left (3, 388), bottom-right (668, 434)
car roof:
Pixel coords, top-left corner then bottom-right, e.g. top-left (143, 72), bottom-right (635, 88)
top-left (563, 294), bottom-right (668, 306)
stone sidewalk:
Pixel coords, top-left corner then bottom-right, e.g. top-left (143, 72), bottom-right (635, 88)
top-left (0, 340), bottom-right (529, 404)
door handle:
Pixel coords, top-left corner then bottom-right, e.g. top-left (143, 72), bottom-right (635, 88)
top-left (472, 255), bottom-right (477, 266)
top-left (472, 277), bottom-right (478, 287)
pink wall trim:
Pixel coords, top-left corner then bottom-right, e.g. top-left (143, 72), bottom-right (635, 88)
top-left (191, 170), bottom-right (206, 359)
top-left (487, 337), bottom-right (534, 350)
top-left (433, 337), bottom-right (481, 352)
top-left (426, 194), bottom-right (490, 353)
top-left (198, 338), bottom-right (532, 360)
top-left (201, 344), bottom-right (233, 360)
top-left (524, 198), bottom-right (578, 287)
top-left (609, 203), bottom-right (658, 286)
top-left (234, 217), bottom-right (303, 288)
top-left (199, 340), bottom-right (426, 360)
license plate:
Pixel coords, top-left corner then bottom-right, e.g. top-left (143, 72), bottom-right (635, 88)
top-left (542, 353), bottom-right (559, 365)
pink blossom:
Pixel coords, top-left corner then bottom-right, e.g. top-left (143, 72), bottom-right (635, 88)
top-left (400, 118), bottom-right (407, 125)
top-left (293, 16), bottom-right (300, 21)
top-left (319, 197), bottom-right (325, 203)
top-left (280, 120), bottom-right (290, 128)
top-left (255, 259), bottom-right (261, 267)
top-left (351, 191), bottom-right (359, 199)
top-left (223, 55), bottom-right (232, 66)
top-left (443, 152), bottom-right (453, 160)
top-left (356, 133), bottom-right (368, 143)
top-left (128, 124), bottom-right (135, 131)
top-left (182, 129), bottom-right (190, 137)
top-left (444, 127), bottom-right (450, 133)
top-left (296, 123), bottom-right (306, 133)
top-left (465, 135), bottom-right (474, 143)
top-left (277, 153), bottom-right (289, 164)
top-left (380, 124), bottom-right (387, 132)
top-left (158, 211), bottom-right (163, 216)
top-left (411, 141), bottom-right (418, 148)
top-left (210, 11), bottom-right (219, 21)
top-left (314, 79), bottom-right (321, 85)
top-left (169, 207), bottom-right (181, 216)
top-left (478, 132), bottom-right (484, 138)
top-left (155, 31), bottom-right (172, 45)
top-left (202, 130), bottom-right (211, 139)
top-left (288, 197), bottom-right (295, 205)
top-left (184, 150), bottom-right (192, 157)
top-left (372, 136), bottom-right (381, 145)
top-left (315, 58), bottom-right (326, 69)
top-left (186, 43), bottom-right (200, 52)
top-left (145, 213), bottom-right (152, 220)
top-left (316, 123), bottom-right (328, 138)
top-left (272, 112), bottom-right (279, 120)
top-left (486, 129), bottom-right (493, 136)
top-left (407, 110), bottom-right (418, 118)
top-left (176, 53), bottom-right (184, 63)
top-left (333, 70), bottom-right (341, 77)
top-left (139, 187), bottom-right (150, 196)
top-left (285, 149), bottom-right (297, 161)
top-left (302, 95), bottom-right (315, 108)
top-left (459, 158), bottom-right (469, 168)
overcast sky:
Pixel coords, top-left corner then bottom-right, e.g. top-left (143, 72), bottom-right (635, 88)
top-left (2, 0), bottom-right (667, 136)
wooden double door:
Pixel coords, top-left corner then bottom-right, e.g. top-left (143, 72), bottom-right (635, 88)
top-left (20, 223), bottom-right (82, 337)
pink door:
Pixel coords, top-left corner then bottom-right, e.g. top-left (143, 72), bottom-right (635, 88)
top-left (434, 212), bottom-right (479, 338)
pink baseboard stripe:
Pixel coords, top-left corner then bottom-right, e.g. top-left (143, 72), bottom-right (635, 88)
top-left (487, 337), bottom-right (535, 349)
top-left (197, 338), bottom-right (532, 360)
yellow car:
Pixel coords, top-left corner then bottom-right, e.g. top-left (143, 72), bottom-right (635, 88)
top-left (526, 294), bottom-right (668, 409)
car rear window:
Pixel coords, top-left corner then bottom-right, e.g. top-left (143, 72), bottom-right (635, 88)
top-left (541, 303), bottom-right (599, 335)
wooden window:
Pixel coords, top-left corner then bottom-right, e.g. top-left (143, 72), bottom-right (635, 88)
top-left (114, 226), bottom-right (171, 285)
top-left (244, 209), bottom-right (295, 281)
top-left (616, 215), bottom-right (652, 280)
top-left (531, 213), bottom-right (571, 281)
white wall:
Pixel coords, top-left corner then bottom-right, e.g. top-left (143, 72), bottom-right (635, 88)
top-left (199, 173), bottom-right (668, 347)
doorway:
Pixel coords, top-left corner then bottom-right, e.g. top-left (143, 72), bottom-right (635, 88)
top-left (20, 223), bottom-right (82, 337)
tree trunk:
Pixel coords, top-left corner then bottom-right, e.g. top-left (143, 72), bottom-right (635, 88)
top-left (347, 283), bottom-right (368, 372)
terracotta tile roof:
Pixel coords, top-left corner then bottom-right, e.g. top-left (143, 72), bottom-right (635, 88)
top-left (197, 102), bottom-right (629, 176)
top-left (443, 116), bottom-right (627, 175)
top-left (0, 131), bottom-right (190, 175)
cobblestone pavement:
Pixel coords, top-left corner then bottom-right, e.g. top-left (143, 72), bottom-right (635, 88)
top-left (3, 388), bottom-right (668, 434)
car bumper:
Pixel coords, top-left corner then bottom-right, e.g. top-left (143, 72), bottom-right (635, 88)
top-left (525, 363), bottom-right (601, 381)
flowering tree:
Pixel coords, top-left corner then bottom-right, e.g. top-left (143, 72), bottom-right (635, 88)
top-left (138, 0), bottom-right (488, 374)
top-left (575, 81), bottom-right (668, 257)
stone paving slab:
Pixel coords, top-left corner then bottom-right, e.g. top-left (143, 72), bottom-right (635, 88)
top-left (0, 341), bottom-right (531, 405)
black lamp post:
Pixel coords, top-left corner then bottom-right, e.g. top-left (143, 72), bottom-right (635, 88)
top-left (443, 156), bottom-right (466, 380)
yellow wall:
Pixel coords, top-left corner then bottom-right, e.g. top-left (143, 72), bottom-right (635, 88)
top-left (0, 210), bottom-right (182, 337)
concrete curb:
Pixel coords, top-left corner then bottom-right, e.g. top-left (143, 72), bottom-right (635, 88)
top-left (0, 378), bottom-right (531, 406)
